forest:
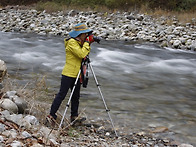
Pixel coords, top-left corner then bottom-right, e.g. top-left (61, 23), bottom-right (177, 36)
top-left (1, 0), bottom-right (196, 12)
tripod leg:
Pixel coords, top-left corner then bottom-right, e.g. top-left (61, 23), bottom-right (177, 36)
top-left (89, 63), bottom-right (118, 137)
top-left (58, 70), bottom-right (81, 131)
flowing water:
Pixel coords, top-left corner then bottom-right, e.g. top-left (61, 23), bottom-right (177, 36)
top-left (0, 31), bottom-right (196, 145)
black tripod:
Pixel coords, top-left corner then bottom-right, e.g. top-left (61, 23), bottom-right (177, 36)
top-left (58, 56), bottom-right (118, 137)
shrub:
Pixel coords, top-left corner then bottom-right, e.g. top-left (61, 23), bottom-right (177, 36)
top-left (36, 1), bottom-right (62, 12)
top-left (176, 0), bottom-right (196, 11)
top-left (146, 0), bottom-right (196, 11)
top-left (0, 0), bottom-right (40, 6)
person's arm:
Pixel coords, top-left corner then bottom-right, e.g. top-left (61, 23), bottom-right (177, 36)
top-left (67, 39), bottom-right (91, 59)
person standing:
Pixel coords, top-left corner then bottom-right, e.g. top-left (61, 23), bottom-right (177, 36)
top-left (47, 23), bottom-right (95, 125)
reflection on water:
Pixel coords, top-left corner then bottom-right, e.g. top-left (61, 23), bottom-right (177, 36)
top-left (0, 32), bottom-right (196, 145)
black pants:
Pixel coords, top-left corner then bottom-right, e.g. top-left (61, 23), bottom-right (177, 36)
top-left (50, 75), bottom-right (81, 120)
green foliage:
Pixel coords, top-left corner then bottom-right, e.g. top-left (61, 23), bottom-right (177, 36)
top-left (147, 0), bottom-right (176, 10)
top-left (147, 0), bottom-right (196, 11)
top-left (0, 0), bottom-right (196, 12)
top-left (0, 0), bottom-right (40, 6)
top-left (176, 0), bottom-right (196, 11)
top-left (105, 0), bottom-right (117, 8)
top-left (104, 0), bottom-right (141, 10)
top-left (52, 0), bottom-right (72, 5)
top-left (66, 0), bottom-right (105, 8)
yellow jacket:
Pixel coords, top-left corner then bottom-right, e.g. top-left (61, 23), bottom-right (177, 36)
top-left (62, 38), bottom-right (91, 78)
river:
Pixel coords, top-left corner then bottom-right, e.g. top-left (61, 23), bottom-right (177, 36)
top-left (0, 31), bottom-right (196, 145)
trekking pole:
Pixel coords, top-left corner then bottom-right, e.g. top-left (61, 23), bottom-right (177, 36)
top-left (58, 69), bottom-right (81, 131)
top-left (88, 61), bottom-right (118, 137)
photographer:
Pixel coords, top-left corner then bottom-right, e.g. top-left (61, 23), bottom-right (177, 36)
top-left (47, 23), bottom-right (95, 126)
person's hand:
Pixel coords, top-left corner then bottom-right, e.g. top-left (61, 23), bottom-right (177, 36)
top-left (85, 35), bottom-right (94, 44)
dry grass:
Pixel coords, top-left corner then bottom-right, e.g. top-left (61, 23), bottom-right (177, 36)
top-left (1, 74), bottom-right (53, 124)
top-left (34, 1), bottom-right (113, 14)
top-left (140, 6), bottom-right (196, 24)
top-left (176, 12), bottom-right (196, 24)
top-left (1, 74), bottom-right (89, 129)
top-left (34, 1), bottom-right (196, 25)
top-left (35, 1), bottom-right (63, 13)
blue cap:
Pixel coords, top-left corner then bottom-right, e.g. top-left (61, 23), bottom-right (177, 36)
top-left (69, 23), bottom-right (93, 38)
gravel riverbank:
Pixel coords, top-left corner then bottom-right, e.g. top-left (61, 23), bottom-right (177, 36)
top-left (0, 6), bottom-right (196, 51)
top-left (0, 90), bottom-right (194, 147)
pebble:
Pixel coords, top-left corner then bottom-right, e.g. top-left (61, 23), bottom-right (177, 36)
top-left (105, 132), bottom-right (110, 136)
top-left (0, 59), bottom-right (7, 83)
top-left (179, 144), bottom-right (194, 147)
top-left (0, 6), bottom-right (195, 51)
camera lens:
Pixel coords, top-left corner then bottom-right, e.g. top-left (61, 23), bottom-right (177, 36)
top-left (93, 36), bottom-right (101, 43)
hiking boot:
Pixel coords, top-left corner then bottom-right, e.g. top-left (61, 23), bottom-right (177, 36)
top-left (45, 115), bottom-right (57, 128)
top-left (70, 116), bottom-right (86, 126)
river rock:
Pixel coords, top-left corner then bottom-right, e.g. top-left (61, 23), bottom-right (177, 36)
top-left (151, 126), bottom-right (169, 133)
top-left (6, 91), bottom-right (17, 98)
top-left (190, 41), bottom-right (196, 51)
top-left (179, 144), bottom-right (194, 147)
top-left (38, 126), bottom-right (56, 140)
top-left (23, 115), bottom-right (39, 126)
top-left (173, 40), bottom-right (181, 48)
top-left (136, 14), bottom-right (144, 21)
top-left (21, 131), bottom-right (32, 139)
top-left (0, 110), bottom-right (10, 118)
top-left (12, 95), bottom-right (28, 114)
top-left (10, 140), bottom-right (23, 147)
top-left (0, 124), bottom-right (5, 133)
top-left (0, 59), bottom-right (7, 83)
top-left (0, 135), bottom-right (4, 142)
top-left (127, 15), bottom-right (135, 20)
top-left (49, 139), bottom-right (59, 146)
top-left (0, 83), bottom-right (2, 90)
top-left (5, 113), bottom-right (23, 126)
top-left (3, 128), bottom-right (18, 138)
top-left (0, 98), bottom-right (18, 114)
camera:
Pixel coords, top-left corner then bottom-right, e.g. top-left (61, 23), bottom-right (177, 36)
top-left (93, 36), bottom-right (101, 43)
top-left (88, 32), bottom-right (101, 43)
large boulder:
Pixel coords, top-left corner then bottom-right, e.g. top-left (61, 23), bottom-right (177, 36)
top-left (6, 91), bottom-right (28, 114)
top-left (0, 99), bottom-right (18, 114)
top-left (0, 59), bottom-right (7, 83)
top-left (12, 96), bottom-right (28, 114)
